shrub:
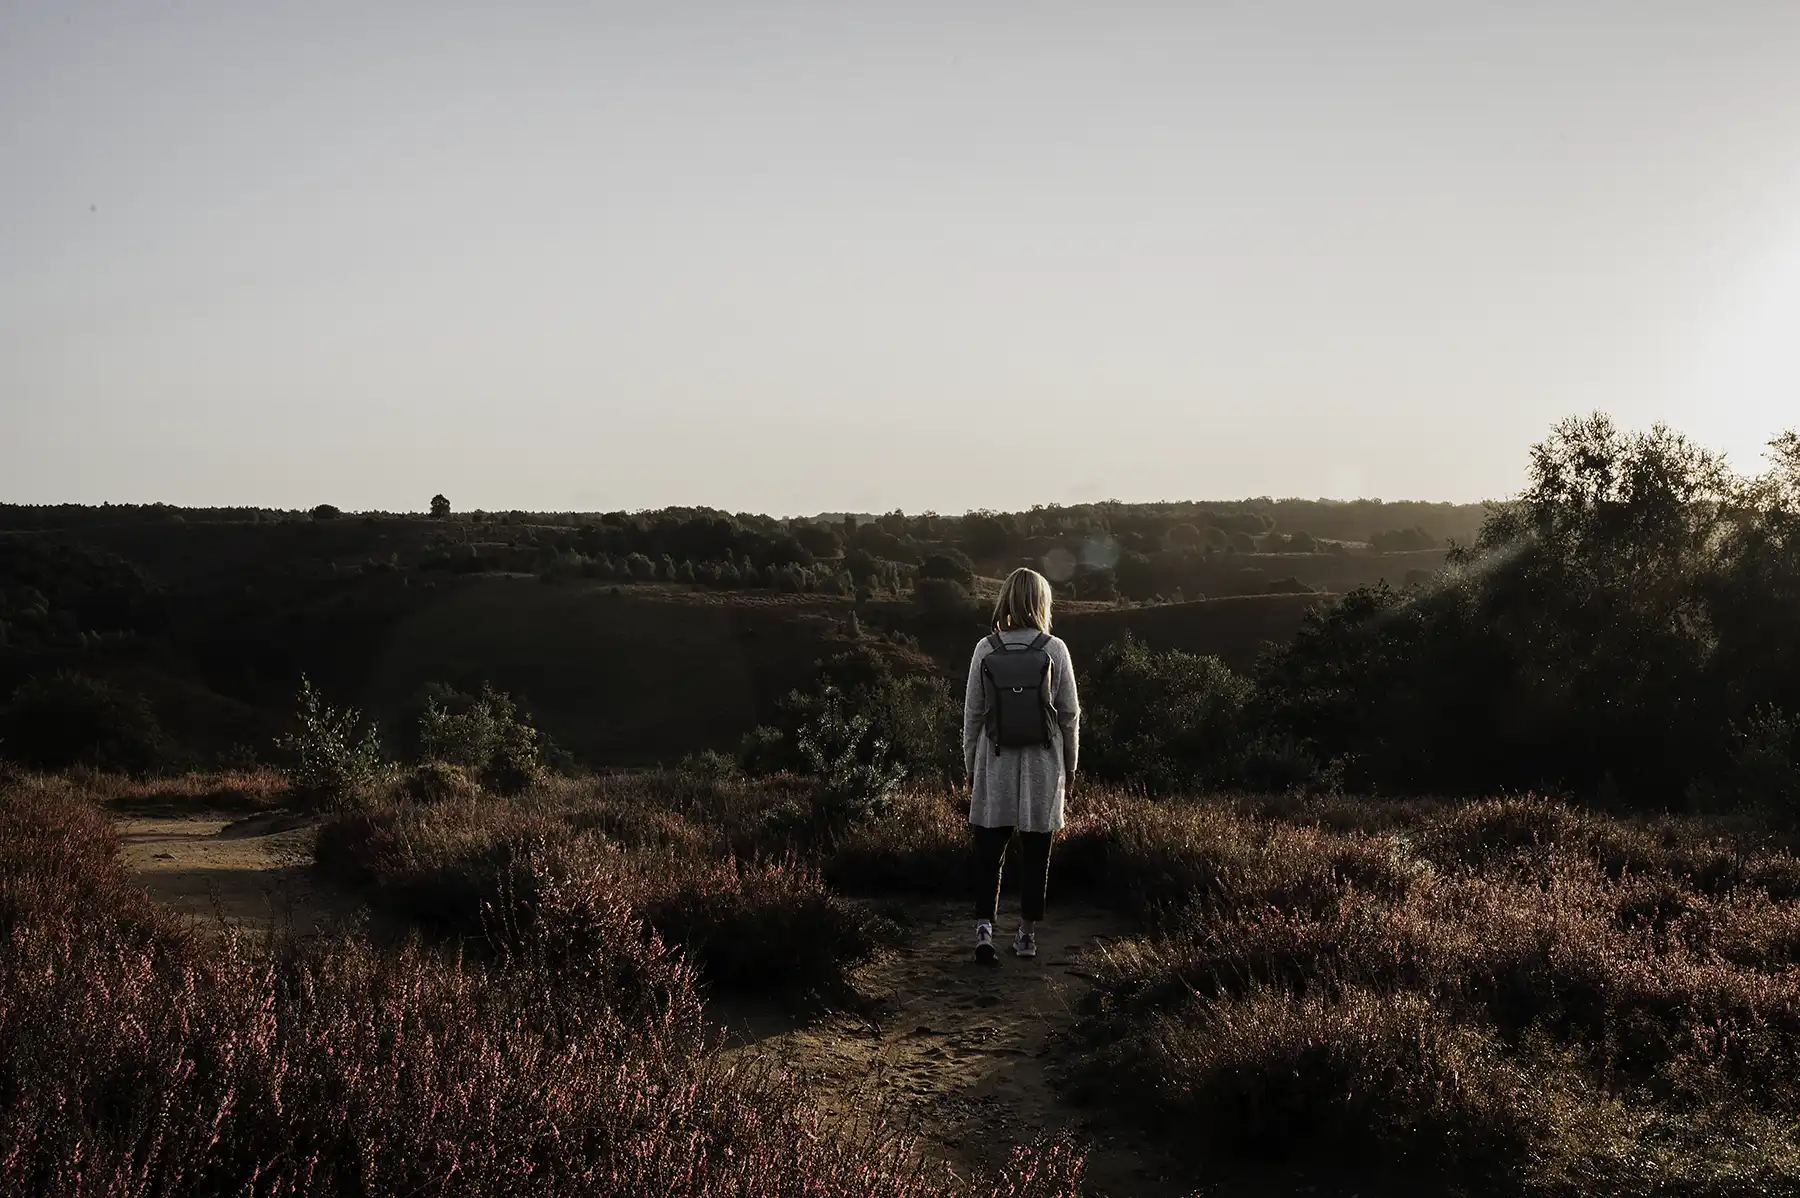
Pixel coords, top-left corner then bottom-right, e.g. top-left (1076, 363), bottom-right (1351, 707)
top-left (1083, 634), bottom-right (1253, 793)
top-left (918, 550), bottom-right (975, 588)
top-left (1087, 985), bottom-right (1538, 1181)
top-left (417, 682), bottom-right (542, 794)
top-left (401, 759), bottom-right (482, 804)
top-left (792, 686), bottom-right (908, 831)
top-left (275, 674), bottom-right (389, 811)
top-left (430, 493), bottom-right (450, 518)
top-left (679, 748), bottom-right (740, 781)
top-left (0, 671), bottom-right (168, 772)
top-left (3, 782), bottom-right (1089, 1197)
top-left (913, 576), bottom-right (975, 621)
top-left (738, 724), bottom-right (790, 776)
top-left (1369, 526), bottom-right (1439, 553)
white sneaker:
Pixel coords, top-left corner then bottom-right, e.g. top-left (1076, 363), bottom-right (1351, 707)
top-left (975, 922), bottom-right (997, 964)
top-left (1012, 929), bottom-right (1037, 959)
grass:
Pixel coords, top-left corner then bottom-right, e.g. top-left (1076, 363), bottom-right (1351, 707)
top-left (312, 772), bottom-right (902, 996)
top-left (0, 771), bottom-right (1087, 1198)
top-left (1073, 793), bottom-right (1800, 1194)
top-left (19, 761), bottom-right (1800, 1195)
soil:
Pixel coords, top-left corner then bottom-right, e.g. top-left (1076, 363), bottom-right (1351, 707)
top-left (114, 813), bottom-right (1340, 1197)
top-left (713, 900), bottom-right (1197, 1198)
top-left (117, 808), bottom-right (364, 936)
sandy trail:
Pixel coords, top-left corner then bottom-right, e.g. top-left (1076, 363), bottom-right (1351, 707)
top-left (718, 899), bottom-right (1193, 1198)
top-left (114, 813), bottom-right (1210, 1194)
top-left (118, 809), bottom-right (362, 935)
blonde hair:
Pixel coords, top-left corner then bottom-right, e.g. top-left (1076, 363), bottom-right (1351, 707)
top-left (991, 567), bottom-right (1054, 634)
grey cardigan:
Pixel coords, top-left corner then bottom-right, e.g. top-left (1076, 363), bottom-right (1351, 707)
top-left (963, 629), bottom-right (1081, 833)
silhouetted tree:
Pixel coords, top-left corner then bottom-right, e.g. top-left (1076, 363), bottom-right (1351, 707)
top-left (430, 494), bottom-right (451, 519)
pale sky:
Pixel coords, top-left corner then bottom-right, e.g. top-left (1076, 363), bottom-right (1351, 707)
top-left (4, 2), bottom-right (1799, 516)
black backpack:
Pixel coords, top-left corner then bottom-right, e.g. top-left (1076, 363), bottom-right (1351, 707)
top-left (981, 632), bottom-right (1054, 753)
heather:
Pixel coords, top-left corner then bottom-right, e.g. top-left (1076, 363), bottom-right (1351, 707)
top-left (0, 774), bottom-right (1086, 1198)
top-left (312, 772), bottom-right (901, 995)
top-left (1077, 792), bottom-right (1800, 1193)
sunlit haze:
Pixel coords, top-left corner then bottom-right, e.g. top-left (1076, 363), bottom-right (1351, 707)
top-left (5, 2), bottom-right (1799, 515)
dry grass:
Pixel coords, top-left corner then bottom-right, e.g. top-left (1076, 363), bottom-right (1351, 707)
top-left (0, 773), bottom-right (1087, 1198)
top-left (1076, 793), bottom-right (1800, 1193)
top-left (313, 772), bottom-right (900, 995)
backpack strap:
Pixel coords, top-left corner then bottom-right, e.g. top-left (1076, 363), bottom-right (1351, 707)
top-left (1027, 633), bottom-right (1050, 651)
top-left (987, 632), bottom-right (1005, 653)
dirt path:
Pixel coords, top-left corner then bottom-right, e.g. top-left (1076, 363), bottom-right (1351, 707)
top-left (118, 809), bottom-right (363, 935)
top-left (718, 899), bottom-right (1194, 1198)
top-left (115, 816), bottom-right (1207, 1193)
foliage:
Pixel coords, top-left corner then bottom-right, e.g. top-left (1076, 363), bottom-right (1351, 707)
top-left (0, 672), bottom-right (168, 772)
top-left (792, 685), bottom-right (909, 830)
top-left (3, 779), bottom-right (1083, 1197)
top-left (1073, 790), bottom-right (1800, 1193)
top-left (1259, 415), bottom-right (1800, 805)
top-left (679, 747), bottom-right (740, 781)
top-left (1083, 634), bottom-right (1254, 794)
top-left (737, 724), bottom-right (789, 776)
top-left (913, 576), bottom-right (975, 620)
top-left (744, 647), bottom-right (960, 788)
top-left (275, 674), bottom-right (389, 810)
top-left (417, 682), bottom-right (542, 794)
top-left (430, 493), bottom-right (451, 518)
top-left (1369, 526), bottom-right (1439, 553)
top-left (918, 549), bottom-right (975, 588)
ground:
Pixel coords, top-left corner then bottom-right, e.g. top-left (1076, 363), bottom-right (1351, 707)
top-left (118, 809), bottom-right (360, 934)
top-left (714, 901), bottom-right (1191, 1198)
top-left (112, 803), bottom-right (1204, 1195)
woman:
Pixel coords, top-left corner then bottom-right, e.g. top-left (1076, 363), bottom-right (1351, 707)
top-left (963, 567), bottom-right (1080, 963)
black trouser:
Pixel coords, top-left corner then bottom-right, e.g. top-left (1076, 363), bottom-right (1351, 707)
top-left (972, 826), bottom-right (1053, 924)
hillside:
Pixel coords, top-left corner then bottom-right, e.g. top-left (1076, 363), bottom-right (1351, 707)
top-left (0, 502), bottom-right (1448, 771)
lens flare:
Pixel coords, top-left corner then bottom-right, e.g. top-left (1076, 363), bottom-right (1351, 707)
top-left (1041, 547), bottom-right (1077, 582)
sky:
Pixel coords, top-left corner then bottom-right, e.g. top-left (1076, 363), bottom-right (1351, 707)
top-left (4, 1), bottom-right (1799, 516)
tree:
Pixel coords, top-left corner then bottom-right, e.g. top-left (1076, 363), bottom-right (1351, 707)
top-left (913, 577), bottom-right (974, 621)
top-left (793, 522), bottom-right (844, 559)
top-left (1369, 527), bottom-right (1438, 554)
top-left (1115, 551), bottom-right (1159, 601)
top-left (0, 672), bottom-right (167, 772)
top-left (276, 675), bottom-right (388, 810)
top-left (918, 550), bottom-right (975, 589)
top-left (312, 504), bottom-right (342, 521)
top-left (430, 494), bottom-right (451, 519)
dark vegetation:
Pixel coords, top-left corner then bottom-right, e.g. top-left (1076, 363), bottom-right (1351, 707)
top-left (8, 412), bottom-right (1800, 1195)
top-left (6, 413), bottom-right (1800, 813)
top-left (0, 494), bottom-right (1463, 770)
top-left (14, 763), bottom-right (1800, 1194)
top-left (0, 772), bottom-right (1087, 1197)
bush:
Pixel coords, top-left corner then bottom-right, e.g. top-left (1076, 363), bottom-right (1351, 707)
top-left (1083, 634), bottom-right (1253, 793)
top-left (417, 682), bottom-right (542, 794)
top-left (1369, 526), bottom-right (1438, 553)
top-left (679, 748), bottom-right (740, 782)
top-left (913, 577), bottom-right (975, 622)
top-left (918, 550), bottom-right (975, 589)
top-left (0, 672), bottom-right (168, 772)
top-left (400, 759), bottom-right (482, 804)
top-left (738, 724), bottom-right (790, 776)
top-left (792, 686), bottom-right (908, 831)
top-left (3, 781), bottom-right (1088, 1197)
top-left (275, 674), bottom-right (389, 811)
